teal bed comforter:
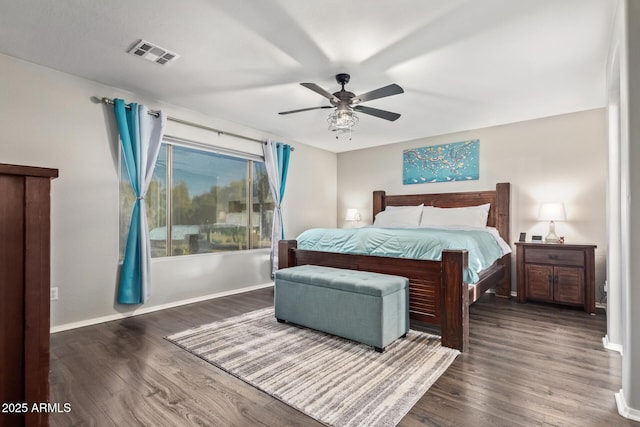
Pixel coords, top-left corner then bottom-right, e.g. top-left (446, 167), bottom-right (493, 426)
top-left (296, 227), bottom-right (509, 284)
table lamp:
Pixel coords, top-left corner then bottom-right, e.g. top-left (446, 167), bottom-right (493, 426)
top-left (538, 202), bottom-right (566, 243)
top-left (345, 208), bottom-right (361, 227)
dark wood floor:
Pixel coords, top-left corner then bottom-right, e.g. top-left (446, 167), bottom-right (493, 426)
top-left (47, 288), bottom-right (637, 427)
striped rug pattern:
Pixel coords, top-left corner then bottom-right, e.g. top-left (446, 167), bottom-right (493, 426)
top-left (166, 308), bottom-right (459, 427)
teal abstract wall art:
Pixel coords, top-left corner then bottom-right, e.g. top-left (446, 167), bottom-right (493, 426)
top-left (403, 139), bottom-right (479, 184)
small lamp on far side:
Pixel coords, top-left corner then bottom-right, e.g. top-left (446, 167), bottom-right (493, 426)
top-left (345, 208), bottom-right (361, 228)
top-left (538, 202), bottom-right (566, 243)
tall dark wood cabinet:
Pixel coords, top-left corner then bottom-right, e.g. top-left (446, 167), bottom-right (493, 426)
top-left (0, 163), bottom-right (58, 427)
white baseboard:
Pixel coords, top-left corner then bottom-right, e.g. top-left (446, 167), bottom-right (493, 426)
top-left (50, 282), bottom-right (274, 333)
top-left (602, 335), bottom-right (623, 355)
top-left (616, 389), bottom-right (640, 421)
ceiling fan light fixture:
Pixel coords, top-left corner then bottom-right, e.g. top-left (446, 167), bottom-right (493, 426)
top-left (328, 108), bottom-right (358, 139)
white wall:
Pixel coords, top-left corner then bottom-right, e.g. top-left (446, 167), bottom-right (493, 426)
top-left (623, 0), bottom-right (640, 417)
top-left (0, 53), bottom-right (337, 329)
top-left (605, 0), bottom-right (625, 355)
top-left (282, 141), bottom-right (337, 238)
top-left (611, 0), bottom-right (640, 420)
top-left (337, 109), bottom-right (607, 297)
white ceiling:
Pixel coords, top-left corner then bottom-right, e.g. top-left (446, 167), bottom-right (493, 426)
top-left (0, 0), bottom-right (616, 153)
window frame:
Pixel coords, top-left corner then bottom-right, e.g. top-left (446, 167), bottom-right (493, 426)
top-left (119, 135), bottom-right (271, 259)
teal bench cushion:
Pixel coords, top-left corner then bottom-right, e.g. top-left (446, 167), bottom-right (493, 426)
top-left (275, 264), bottom-right (407, 296)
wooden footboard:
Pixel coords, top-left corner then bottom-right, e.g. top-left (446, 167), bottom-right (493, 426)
top-left (278, 240), bottom-right (470, 351)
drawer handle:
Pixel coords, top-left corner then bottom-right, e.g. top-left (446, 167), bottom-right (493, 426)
top-left (548, 255), bottom-right (559, 260)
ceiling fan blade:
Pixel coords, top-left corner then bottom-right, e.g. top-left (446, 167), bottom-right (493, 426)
top-left (278, 105), bottom-right (333, 115)
top-left (352, 83), bottom-right (404, 104)
top-left (300, 82), bottom-right (340, 103)
top-left (353, 105), bottom-right (401, 121)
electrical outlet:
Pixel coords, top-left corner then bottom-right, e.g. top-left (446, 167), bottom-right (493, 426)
top-left (50, 287), bottom-right (58, 301)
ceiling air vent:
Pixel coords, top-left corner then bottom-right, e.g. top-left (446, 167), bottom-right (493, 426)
top-left (128, 40), bottom-right (179, 65)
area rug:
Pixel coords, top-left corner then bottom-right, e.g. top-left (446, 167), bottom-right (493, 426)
top-left (166, 308), bottom-right (459, 427)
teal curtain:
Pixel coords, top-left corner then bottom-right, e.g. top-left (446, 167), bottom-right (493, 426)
top-left (263, 140), bottom-right (291, 274)
top-left (115, 98), bottom-right (166, 304)
top-left (276, 142), bottom-right (290, 238)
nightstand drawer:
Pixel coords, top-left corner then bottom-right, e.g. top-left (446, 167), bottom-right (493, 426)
top-left (524, 248), bottom-right (584, 267)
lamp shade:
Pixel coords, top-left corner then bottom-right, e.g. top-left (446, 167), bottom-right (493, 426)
top-left (538, 203), bottom-right (566, 221)
top-left (345, 208), bottom-right (361, 221)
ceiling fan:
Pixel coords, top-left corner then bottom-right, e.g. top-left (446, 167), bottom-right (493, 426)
top-left (278, 73), bottom-right (404, 138)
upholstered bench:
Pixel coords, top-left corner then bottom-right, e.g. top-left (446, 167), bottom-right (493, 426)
top-left (274, 265), bottom-right (409, 352)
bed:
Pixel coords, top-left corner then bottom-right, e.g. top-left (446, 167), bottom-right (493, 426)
top-left (278, 183), bottom-right (511, 352)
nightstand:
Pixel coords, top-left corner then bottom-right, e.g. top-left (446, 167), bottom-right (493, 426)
top-left (515, 242), bottom-right (596, 314)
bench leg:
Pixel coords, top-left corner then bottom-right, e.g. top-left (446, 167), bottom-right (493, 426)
top-left (276, 318), bottom-right (285, 323)
top-left (374, 346), bottom-right (385, 353)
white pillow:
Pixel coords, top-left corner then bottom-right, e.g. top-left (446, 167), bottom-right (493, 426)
top-left (420, 203), bottom-right (490, 228)
top-left (373, 204), bottom-right (423, 228)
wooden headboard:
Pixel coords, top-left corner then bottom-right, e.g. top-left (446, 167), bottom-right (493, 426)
top-left (373, 182), bottom-right (511, 245)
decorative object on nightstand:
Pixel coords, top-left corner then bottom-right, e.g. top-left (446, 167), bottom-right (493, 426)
top-left (345, 208), bottom-right (361, 227)
top-left (515, 242), bottom-right (596, 314)
top-left (538, 202), bottom-right (566, 243)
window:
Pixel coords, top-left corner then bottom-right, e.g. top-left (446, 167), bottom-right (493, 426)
top-left (119, 141), bottom-right (273, 258)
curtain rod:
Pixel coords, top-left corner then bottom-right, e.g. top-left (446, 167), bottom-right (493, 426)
top-left (100, 97), bottom-right (293, 150)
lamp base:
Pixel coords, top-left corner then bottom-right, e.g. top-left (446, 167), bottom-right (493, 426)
top-left (545, 220), bottom-right (560, 243)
